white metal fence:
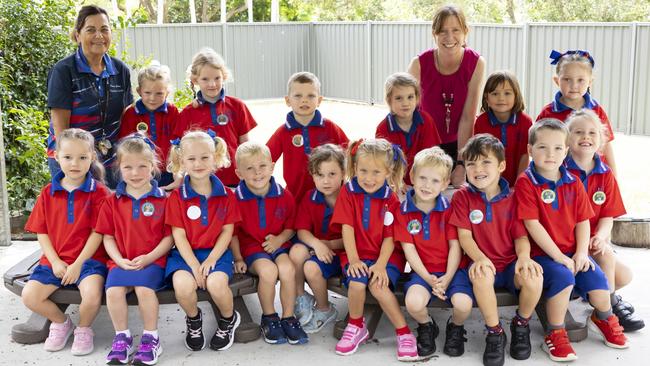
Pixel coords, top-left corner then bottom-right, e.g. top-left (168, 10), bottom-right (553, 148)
top-left (119, 22), bottom-right (650, 135)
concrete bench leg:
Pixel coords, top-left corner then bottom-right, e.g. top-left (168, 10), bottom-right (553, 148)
top-left (12, 303), bottom-right (69, 344)
top-left (333, 303), bottom-right (384, 340)
top-left (535, 301), bottom-right (588, 342)
top-left (207, 296), bottom-right (260, 343)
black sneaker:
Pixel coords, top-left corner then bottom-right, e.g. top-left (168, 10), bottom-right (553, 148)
top-left (261, 314), bottom-right (287, 344)
top-left (416, 321), bottom-right (438, 359)
top-left (280, 317), bottom-right (309, 345)
top-left (509, 320), bottom-right (531, 360)
top-left (185, 308), bottom-right (206, 351)
top-left (210, 311), bottom-right (241, 351)
top-left (443, 318), bottom-right (467, 357)
top-left (483, 331), bottom-right (506, 366)
top-left (613, 296), bottom-right (645, 332)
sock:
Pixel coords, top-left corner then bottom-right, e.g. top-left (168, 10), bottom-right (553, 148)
top-left (143, 329), bottom-right (158, 339)
top-left (281, 316), bottom-right (297, 322)
top-left (222, 313), bottom-right (234, 322)
top-left (262, 312), bottom-right (279, 320)
top-left (548, 323), bottom-right (565, 331)
top-left (117, 329), bottom-right (131, 338)
top-left (419, 316), bottom-right (433, 326)
top-left (188, 309), bottom-right (201, 321)
top-left (514, 310), bottom-right (531, 326)
top-left (349, 316), bottom-right (364, 328)
top-left (596, 308), bottom-right (613, 320)
top-left (610, 292), bottom-right (618, 306)
top-left (395, 326), bottom-right (410, 336)
top-left (485, 323), bottom-right (503, 335)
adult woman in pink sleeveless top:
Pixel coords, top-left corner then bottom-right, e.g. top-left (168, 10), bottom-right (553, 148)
top-left (408, 5), bottom-right (485, 187)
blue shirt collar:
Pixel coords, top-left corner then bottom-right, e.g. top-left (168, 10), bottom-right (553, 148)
top-left (467, 177), bottom-right (511, 202)
top-left (346, 177), bottom-right (392, 199)
top-left (235, 176), bottom-right (283, 200)
top-left (309, 188), bottom-right (328, 205)
top-left (196, 89), bottom-right (225, 105)
top-left (552, 91), bottom-right (598, 113)
top-left (525, 161), bottom-right (575, 187)
top-left (74, 46), bottom-right (117, 77)
top-left (180, 174), bottom-right (227, 199)
top-left (564, 154), bottom-right (609, 175)
top-left (285, 109), bottom-right (324, 130)
top-left (400, 188), bottom-right (449, 214)
top-left (134, 99), bottom-right (168, 115)
top-left (386, 109), bottom-right (424, 133)
top-left (487, 110), bottom-right (517, 127)
top-left (115, 180), bottom-right (164, 199)
top-left (50, 172), bottom-right (96, 195)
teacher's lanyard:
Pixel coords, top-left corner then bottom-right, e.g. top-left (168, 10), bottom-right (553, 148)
top-left (89, 76), bottom-right (112, 155)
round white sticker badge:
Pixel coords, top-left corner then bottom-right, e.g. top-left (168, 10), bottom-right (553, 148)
top-left (592, 191), bottom-right (607, 205)
top-left (217, 114), bottom-right (229, 125)
top-left (469, 209), bottom-right (484, 224)
top-left (292, 135), bottom-right (304, 147)
top-left (142, 202), bottom-right (155, 217)
top-left (136, 122), bottom-right (148, 134)
top-left (541, 189), bottom-right (556, 204)
top-left (407, 219), bottom-right (421, 235)
top-left (383, 211), bottom-right (394, 226)
top-left (186, 205), bottom-right (201, 220)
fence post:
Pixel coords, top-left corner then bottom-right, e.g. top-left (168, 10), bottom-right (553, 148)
top-left (0, 101), bottom-right (12, 246)
top-left (521, 22), bottom-right (529, 108)
top-left (366, 21), bottom-right (373, 105)
top-left (626, 22), bottom-right (638, 135)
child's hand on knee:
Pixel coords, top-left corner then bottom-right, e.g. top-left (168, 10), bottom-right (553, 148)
top-left (190, 264), bottom-right (207, 289)
top-left (313, 241), bottom-right (334, 264)
top-left (368, 264), bottom-right (389, 289)
top-left (572, 252), bottom-right (595, 273)
top-left (234, 259), bottom-right (247, 274)
top-left (347, 260), bottom-right (369, 278)
top-left (262, 235), bottom-right (282, 253)
top-left (469, 257), bottom-right (496, 279)
top-left (515, 257), bottom-right (543, 279)
top-left (554, 254), bottom-right (576, 274)
top-left (199, 256), bottom-right (218, 277)
top-left (589, 235), bottom-right (607, 256)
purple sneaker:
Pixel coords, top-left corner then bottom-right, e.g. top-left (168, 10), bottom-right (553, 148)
top-left (132, 334), bottom-right (162, 366)
top-left (106, 333), bottom-right (133, 365)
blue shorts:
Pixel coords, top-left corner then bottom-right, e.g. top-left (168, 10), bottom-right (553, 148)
top-left (404, 269), bottom-right (475, 305)
top-left (491, 261), bottom-right (519, 295)
top-left (244, 247), bottom-right (289, 268)
top-left (343, 260), bottom-right (401, 290)
top-left (306, 255), bottom-right (342, 280)
top-left (534, 254), bottom-right (609, 299)
top-left (29, 258), bottom-right (107, 287)
top-left (164, 248), bottom-right (233, 282)
top-left (106, 264), bottom-right (165, 290)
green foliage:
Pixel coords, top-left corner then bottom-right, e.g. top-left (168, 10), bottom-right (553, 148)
top-left (525, 0), bottom-right (650, 22)
top-left (172, 82), bottom-right (196, 110)
top-left (0, 0), bottom-right (77, 214)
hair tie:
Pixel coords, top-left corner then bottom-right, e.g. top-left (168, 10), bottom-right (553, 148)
top-left (350, 139), bottom-right (363, 157)
top-left (126, 133), bottom-right (156, 151)
top-left (206, 129), bottom-right (217, 139)
top-left (170, 138), bottom-right (180, 147)
top-left (391, 144), bottom-right (406, 165)
top-left (549, 49), bottom-right (595, 68)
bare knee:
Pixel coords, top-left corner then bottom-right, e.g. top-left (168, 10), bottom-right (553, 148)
top-left (21, 283), bottom-right (45, 309)
top-left (289, 245), bottom-right (309, 265)
top-left (257, 263), bottom-right (279, 285)
top-left (277, 261), bottom-right (296, 282)
top-left (405, 291), bottom-right (428, 313)
top-left (451, 294), bottom-right (473, 313)
top-left (303, 261), bottom-right (322, 282)
top-left (471, 273), bottom-right (495, 289)
top-left (347, 281), bottom-right (366, 296)
top-left (206, 272), bottom-right (231, 296)
top-left (173, 275), bottom-right (197, 299)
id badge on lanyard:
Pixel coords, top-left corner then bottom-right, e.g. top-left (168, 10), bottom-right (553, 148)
top-left (93, 77), bottom-right (112, 156)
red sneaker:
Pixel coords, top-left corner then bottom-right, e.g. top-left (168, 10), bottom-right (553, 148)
top-left (588, 312), bottom-right (629, 349)
top-left (542, 329), bottom-right (577, 362)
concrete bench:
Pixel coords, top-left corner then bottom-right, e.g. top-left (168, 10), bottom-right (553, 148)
top-left (4, 250), bottom-right (261, 344)
top-left (327, 274), bottom-right (588, 342)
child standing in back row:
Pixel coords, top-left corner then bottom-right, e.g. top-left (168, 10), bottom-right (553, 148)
top-left (174, 48), bottom-right (257, 187)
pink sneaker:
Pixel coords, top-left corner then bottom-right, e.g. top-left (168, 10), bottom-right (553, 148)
top-left (335, 322), bottom-right (369, 356)
top-left (71, 326), bottom-right (94, 355)
top-left (44, 316), bottom-right (73, 352)
top-left (396, 333), bottom-right (418, 361)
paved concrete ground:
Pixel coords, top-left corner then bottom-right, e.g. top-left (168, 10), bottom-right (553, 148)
top-left (1, 100), bottom-right (648, 365)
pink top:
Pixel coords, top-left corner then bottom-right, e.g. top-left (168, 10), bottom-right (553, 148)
top-left (419, 47), bottom-right (480, 144)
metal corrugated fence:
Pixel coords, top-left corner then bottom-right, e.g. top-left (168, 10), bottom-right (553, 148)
top-left (119, 22), bottom-right (650, 135)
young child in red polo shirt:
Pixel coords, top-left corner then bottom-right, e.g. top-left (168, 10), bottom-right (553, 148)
top-left (294, 144), bottom-right (346, 332)
top-left (473, 71), bottom-right (531, 186)
top-left (165, 130), bottom-right (242, 352)
top-left (330, 139), bottom-right (416, 361)
top-left (23, 128), bottom-right (110, 355)
top-left (174, 48), bottom-right (257, 187)
top-left (515, 119), bottom-right (628, 362)
top-left (376, 72), bottom-right (441, 189)
top-left (230, 141), bottom-right (309, 345)
top-left (96, 135), bottom-right (173, 365)
top-left (564, 109), bottom-right (644, 332)
top-left (537, 50), bottom-right (617, 174)
top-left (451, 134), bottom-right (543, 366)
top-left (396, 147), bottom-right (473, 360)
top-left (119, 62), bottom-right (179, 189)
top-left (266, 72), bottom-right (349, 323)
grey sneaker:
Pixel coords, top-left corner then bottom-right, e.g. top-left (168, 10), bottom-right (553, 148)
top-left (295, 293), bottom-right (315, 325)
top-left (303, 305), bottom-right (338, 334)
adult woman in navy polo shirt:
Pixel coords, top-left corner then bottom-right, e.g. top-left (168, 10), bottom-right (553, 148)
top-left (47, 5), bottom-right (133, 188)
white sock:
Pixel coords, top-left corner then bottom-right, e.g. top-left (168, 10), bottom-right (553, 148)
top-left (117, 329), bottom-right (131, 338)
top-left (143, 329), bottom-right (158, 339)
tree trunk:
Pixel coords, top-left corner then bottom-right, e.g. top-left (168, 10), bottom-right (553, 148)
top-left (201, 0), bottom-right (209, 22)
top-left (140, 0), bottom-right (157, 22)
top-left (506, 0), bottom-right (516, 24)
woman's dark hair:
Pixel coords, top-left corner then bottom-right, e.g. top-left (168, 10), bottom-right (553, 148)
top-left (72, 5), bottom-right (110, 39)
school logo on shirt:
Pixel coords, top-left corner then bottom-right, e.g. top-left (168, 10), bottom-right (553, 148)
top-left (292, 134), bottom-right (304, 147)
top-left (217, 114), bottom-right (229, 125)
top-left (541, 189), bottom-right (556, 204)
top-left (383, 211), bottom-right (394, 226)
top-left (469, 209), bottom-right (484, 224)
top-left (142, 202), bottom-right (155, 217)
top-left (407, 219), bottom-right (421, 235)
top-left (136, 122), bottom-right (148, 134)
top-left (216, 206), bottom-right (227, 221)
top-left (187, 205), bottom-right (201, 220)
top-left (593, 191), bottom-right (606, 205)
top-left (275, 207), bottom-right (287, 220)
